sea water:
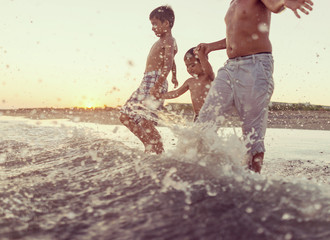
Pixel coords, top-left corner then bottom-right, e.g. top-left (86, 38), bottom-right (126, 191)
top-left (0, 116), bottom-right (329, 240)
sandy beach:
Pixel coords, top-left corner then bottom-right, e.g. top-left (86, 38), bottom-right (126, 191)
top-left (0, 107), bottom-right (329, 131)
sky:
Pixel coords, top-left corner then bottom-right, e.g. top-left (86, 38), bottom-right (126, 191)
top-left (0, 0), bottom-right (329, 109)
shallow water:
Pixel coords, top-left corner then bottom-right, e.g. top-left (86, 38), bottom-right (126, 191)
top-left (0, 116), bottom-right (329, 240)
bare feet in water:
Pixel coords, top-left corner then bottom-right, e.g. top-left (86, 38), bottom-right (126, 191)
top-left (249, 152), bottom-right (264, 173)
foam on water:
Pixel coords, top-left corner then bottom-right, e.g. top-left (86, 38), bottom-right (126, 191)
top-left (0, 116), bottom-right (330, 240)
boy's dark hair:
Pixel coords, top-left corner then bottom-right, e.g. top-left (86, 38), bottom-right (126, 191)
top-left (149, 6), bottom-right (175, 28)
top-left (184, 47), bottom-right (208, 61)
top-left (184, 48), bottom-right (197, 60)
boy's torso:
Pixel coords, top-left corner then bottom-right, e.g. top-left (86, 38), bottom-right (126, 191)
top-left (145, 36), bottom-right (177, 73)
top-left (225, 0), bottom-right (272, 58)
top-left (187, 76), bottom-right (213, 114)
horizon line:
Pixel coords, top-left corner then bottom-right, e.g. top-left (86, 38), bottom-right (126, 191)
top-left (0, 101), bottom-right (329, 111)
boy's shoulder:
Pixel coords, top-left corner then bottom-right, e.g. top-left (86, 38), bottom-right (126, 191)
top-left (154, 36), bottom-right (177, 54)
top-left (152, 36), bottom-right (176, 50)
top-left (159, 35), bottom-right (176, 46)
top-left (185, 77), bottom-right (197, 85)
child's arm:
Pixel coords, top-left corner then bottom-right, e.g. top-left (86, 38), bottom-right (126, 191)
top-left (150, 37), bottom-right (176, 98)
top-left (196, 46), bottom-right (215, 80)
top-left (160, 80), bottom-right (190, 99)
top-left (196, 38), bottom-right (226, 55)
top-left (171, 59), bottom-right (178, 88)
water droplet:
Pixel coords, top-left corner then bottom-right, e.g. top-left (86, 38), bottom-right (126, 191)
top-left (255, 184), bottom-right (262, 191)
top-left (282, 213), bottom-right (293, 220)
top-left (284, 233), bottom-right (293, 240)
top-left (314, 203), bottom-right (322, 210)
top-left (258, 23), bottom-right (269, 33)
top-left (252, 33), bottom-right (259, 40)
top-left (246, 207), bottom-right (253, 213)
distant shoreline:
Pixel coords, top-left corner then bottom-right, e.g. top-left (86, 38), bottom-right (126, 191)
top-left (1, 104), bottom-right (329, 131)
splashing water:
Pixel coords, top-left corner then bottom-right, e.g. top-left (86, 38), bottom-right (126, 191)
top-left (0, 116), bottom-right (330, 240)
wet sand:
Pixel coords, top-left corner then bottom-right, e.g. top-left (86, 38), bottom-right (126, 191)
top-left (1, 108), bottom-right (329, 131)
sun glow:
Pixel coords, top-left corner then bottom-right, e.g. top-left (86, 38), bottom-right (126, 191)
top-left (84, 103), bottom-right (96, 109)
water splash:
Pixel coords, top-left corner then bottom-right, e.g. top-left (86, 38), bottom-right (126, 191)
top-left (1, 117), bottom-right (330, 240)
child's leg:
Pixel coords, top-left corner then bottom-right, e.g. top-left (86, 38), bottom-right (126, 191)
top-left (139, 118), bottom-right (164, 154)
top-left (119, 113), bottom-right (150, 148)
top-left (234, 54), bottom-right (274, 173)
top-left (119, 113), bottom-right (163, 154)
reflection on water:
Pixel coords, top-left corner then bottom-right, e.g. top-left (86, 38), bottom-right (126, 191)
top-left (0, 117), bottom-right (330, 240)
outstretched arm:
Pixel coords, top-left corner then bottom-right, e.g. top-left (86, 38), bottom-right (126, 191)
top-left (261, 0), bottom-right (313, 18)
top-left (160, 80), bottom-right (190, 99)
top-left (196, 38), bottom-right (226, 55)
top-left (195, 46), bottom-right (215, 80)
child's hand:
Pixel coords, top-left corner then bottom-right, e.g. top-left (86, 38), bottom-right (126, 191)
top-left (195, 43), bottom-right (210, 56)
top-left (194, 46), bottom-right (206, 60)
top-left (171, 76), bottom-right (178, 88)
top-left (284, 0), bottom-right (313, 18)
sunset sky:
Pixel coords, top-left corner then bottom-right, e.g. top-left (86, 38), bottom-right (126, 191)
top-left (1, 0), bottom-right (329, 109)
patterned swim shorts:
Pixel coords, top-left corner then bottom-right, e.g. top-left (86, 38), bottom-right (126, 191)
top-left (120, 71), bottom-right (168, 125)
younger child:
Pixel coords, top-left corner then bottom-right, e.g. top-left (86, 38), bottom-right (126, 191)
top-left (160, 47), bottom-right (214, 121)
top-left (119, 6), bottom-right (177, 154)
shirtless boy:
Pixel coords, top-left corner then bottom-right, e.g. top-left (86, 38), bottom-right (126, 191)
top-left (160, 46), bottom-right (214, 121)
top-left (196, 0), bottom-right (313, 173)
top-left (119, 6), bottom-right (177, 154)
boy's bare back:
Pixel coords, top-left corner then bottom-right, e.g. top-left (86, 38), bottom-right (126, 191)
top-left (145, 37), bottom-right (177, 73)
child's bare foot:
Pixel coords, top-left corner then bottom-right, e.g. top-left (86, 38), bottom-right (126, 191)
top-left (249, 152), bottom-right (264, 173)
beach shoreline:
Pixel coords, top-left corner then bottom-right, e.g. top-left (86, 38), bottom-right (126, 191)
top-left (1, 107), bottom-right (329, 131)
